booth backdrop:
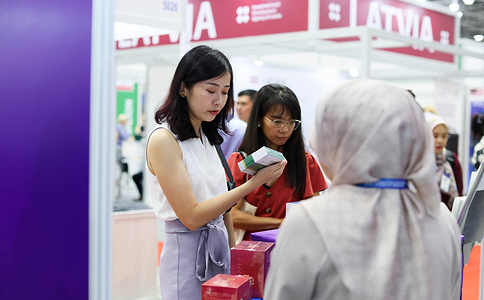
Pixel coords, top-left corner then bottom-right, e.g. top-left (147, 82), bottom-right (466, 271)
top-left (0, 0), bottom-right (92, 299)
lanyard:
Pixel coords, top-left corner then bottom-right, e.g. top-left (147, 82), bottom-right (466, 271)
top-left (356, 178), bottom-right (408, 189)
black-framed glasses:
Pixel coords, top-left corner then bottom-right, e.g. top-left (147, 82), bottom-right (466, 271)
top-left (264, 117), bottom-right (301, 131)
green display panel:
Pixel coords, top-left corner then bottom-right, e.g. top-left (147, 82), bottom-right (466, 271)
top-left (116, 83), bottom-right (138, 135)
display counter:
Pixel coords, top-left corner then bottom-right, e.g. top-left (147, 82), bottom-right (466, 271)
top-left (112, 209), bottom-right (158, 300)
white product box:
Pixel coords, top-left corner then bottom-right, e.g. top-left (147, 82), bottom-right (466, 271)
top-left (238, 146), bottom-right (285, 175)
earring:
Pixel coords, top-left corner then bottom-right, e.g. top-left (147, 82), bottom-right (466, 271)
top-left (257, 124), bottom-right (260, 127)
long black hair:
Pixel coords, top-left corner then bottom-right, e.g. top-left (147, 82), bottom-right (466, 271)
top-left (238, 84), bottom-right (307, 196)
top-left (154, 45), bottom-right (234, 145)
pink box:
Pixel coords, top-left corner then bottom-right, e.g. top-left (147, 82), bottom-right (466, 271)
top-left (230, 241), bottom-right (274, 298)
top-left (201, 274), bottom-right (252, 300)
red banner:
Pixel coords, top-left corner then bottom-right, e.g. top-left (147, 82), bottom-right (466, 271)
top-left (117, 0), bottom-right (456, 64)
top-left (117, 0), bottom-right (308, 50)
top-left (320, 0), bottom-right (456, 62)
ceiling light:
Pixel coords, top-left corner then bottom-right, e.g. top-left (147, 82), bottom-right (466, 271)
top-left (254, 59), bottom-right (264, 67)
top-left (463, 0), bottom-right (474, 5)
top-left (474, 35), bottom-right (484, 42)
top-left (449, 3), bottom-right (459, 11)
top-left (350, 68), bottom-right (359, 78)
top-left (457, 11), bottom-right (463, 18)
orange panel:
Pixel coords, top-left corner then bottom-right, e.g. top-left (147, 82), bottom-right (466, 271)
top-left (463, 245), bottom-right (481, 300)
top-left (157, 241), bottom-right (164, 266)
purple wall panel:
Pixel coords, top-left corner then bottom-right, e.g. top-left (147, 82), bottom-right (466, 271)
top-left (0, 1), bottom-right (92, 299)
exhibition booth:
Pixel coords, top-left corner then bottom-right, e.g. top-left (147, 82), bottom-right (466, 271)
top-left (112, 0), bottom-right (484, 299)
top-left (5, 0), bottom-right (484, 299)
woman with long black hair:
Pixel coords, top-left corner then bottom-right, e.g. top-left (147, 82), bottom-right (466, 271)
top-left (146, 46), bottom-right (286, 300)
top-left (227, 84), bottom-right (327, 241)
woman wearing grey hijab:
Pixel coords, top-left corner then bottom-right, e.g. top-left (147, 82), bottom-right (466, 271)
top-left (264, 79), bottom-right (462, 300)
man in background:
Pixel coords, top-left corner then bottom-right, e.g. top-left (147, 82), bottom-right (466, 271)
top-left (221, 89), bottom-right (257, 158)
top-left (236, 89), bottom-right (257, 123)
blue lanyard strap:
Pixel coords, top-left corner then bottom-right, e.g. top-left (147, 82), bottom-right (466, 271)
top-left (355, 178), bottom-right (408, 189)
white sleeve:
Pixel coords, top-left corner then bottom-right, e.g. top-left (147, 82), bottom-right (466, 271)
top-left (264, 205), bottom-right (326, 300)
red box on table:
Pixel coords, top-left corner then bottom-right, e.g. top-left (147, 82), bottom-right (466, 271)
top-left (201, 274), bottom-right (252, 300)
top-left (230, 241), bottom-right (274, 298)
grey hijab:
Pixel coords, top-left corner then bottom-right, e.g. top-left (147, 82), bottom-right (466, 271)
top-left (309, 79), bottom-right (441, 299)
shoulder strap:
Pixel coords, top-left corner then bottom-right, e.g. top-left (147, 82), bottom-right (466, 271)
top-left (215, 144), bottom-right (236, 190)
top-left (445, 149), bottom-right (455, 170)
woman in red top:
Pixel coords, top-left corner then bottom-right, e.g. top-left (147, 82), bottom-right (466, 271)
top-left (227, 84), bottom-right (328, 241)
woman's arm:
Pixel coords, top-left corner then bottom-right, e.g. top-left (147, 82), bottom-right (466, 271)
top-left (223, 212), bottom-right (235, 248)
top-left (231, 199), bottom-right (282, 231)
top-left (147, 129), bottom-right (286, 231)
top-left (226, 152), bottom-right (283, 232)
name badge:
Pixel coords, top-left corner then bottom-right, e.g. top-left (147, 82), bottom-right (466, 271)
top-left (440, 171), bottom-right (451, 193)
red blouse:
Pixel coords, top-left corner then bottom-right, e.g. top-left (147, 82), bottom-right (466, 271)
top-left (227, 151), bottom-right (328, 239)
